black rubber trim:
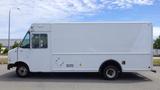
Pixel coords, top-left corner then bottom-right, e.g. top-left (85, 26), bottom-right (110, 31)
top-left (7, 64), bottom-right (15, 70)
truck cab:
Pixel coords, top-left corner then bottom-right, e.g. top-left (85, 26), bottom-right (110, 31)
top-left (8, 25), bottom-right (51, 77)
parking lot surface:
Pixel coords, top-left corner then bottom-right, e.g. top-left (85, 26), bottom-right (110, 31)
top-left (0, 65), bottom-right (160, 90)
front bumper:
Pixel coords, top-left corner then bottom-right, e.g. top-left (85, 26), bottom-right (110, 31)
top-left (151, 69), bottom-right (156, 73)
top-left (7, 64), bottom-right (15, 70)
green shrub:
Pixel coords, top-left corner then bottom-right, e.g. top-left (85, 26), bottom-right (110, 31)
top-left (3, 48), bottom-right (8, 55)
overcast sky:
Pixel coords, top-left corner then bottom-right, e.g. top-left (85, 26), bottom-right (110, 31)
top-left (0, 0), bottom-right (160, 39)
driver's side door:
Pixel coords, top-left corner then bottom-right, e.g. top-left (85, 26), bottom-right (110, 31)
top-left (29, 32), bottom-right (51, 72)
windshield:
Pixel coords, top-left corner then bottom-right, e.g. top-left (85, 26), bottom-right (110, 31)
top-left (20, 32), bottom-right (30, 48)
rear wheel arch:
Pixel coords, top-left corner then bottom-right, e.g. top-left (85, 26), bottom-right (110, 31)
top-left (99, 59), bottom-right (122, 73)
top-left (99, 59), bottom-right (122, 80)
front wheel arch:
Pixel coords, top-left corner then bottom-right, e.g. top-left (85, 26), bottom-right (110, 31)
top-left (15, 61), bottom-right (30, 77)
top-left (15, 61), bottom-right (30, 70)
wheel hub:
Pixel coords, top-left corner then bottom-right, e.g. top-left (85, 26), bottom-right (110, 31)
top-left (18, 66), bottom-right (27, 76)
top-left (106, 68), bottom-right (116, 78)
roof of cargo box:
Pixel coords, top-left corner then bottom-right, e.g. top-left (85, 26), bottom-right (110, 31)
top-left (31, 22), bottom-right (151, 25)
top-left (30, 22), bottom-right (152, 32)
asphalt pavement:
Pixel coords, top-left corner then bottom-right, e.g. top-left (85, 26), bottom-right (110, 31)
top-left (0, 65), bottom-right (160, 90)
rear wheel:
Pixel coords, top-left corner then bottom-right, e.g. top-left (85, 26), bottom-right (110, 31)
top-left (102, 65), bottom-right (119, 80)
top-left (16, 65), bottom-right (29, 77)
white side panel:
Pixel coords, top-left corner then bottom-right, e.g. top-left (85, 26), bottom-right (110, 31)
top-left (51, 54), bottom-right (151, 72)
top-left (28, 22), bottom-right (152, 72)
top-left (49, 23), bottom-right (152, 72)
top-left (51, 23), bottom-right (151, 53)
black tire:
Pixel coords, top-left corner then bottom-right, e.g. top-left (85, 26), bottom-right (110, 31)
top-left (102, 65), bottom-right (119, 80)
top-left (16, 65), bottom-right (30, 77)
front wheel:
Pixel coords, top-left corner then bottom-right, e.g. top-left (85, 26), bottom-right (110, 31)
top-left (16, 65), bottom-right (29, 77)
top-left (103, 66), bottom-right (120, 80)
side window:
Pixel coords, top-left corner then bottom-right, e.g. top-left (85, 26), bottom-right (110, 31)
top-left (32, 34), bottom-right (48, 48)
top-left (21, 32), bottom-right (30, 48)
top-left (40, 34), bottom-right (48, 48)
top-left (32, 34), bottom-right (39, 48)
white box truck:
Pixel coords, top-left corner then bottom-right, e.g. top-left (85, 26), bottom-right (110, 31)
top-left (8, 22), bottom-right (153, 80)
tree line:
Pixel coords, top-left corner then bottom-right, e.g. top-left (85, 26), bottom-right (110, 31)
top-left (154, 36), bottom-right (160, 49)
top-left (0, 41), bottom-right (19, 55)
